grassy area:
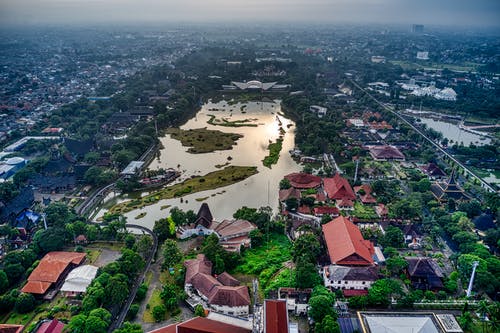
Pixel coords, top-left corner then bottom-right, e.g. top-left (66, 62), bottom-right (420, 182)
top-left (143, 289), bottom-right (164, 323)
top-left (262, 138), bottom-right (283, 168)
top-left (109, 166), bottom-right (258, 214)
top-left (233, 233), bottom-right (292, 291)
top-left (86, 249), bottom-right (101, 265)
top-left (352, 202), bottom-right (379, 220)
top-left (207, 114), bottom-right (258, 127)
top-left (86, 241), bottom-right (124, 251)
top-left (265, 268), bottom-right (296, 295)
top-left (5, 294), bottom-right (70, 329)
top-left (135, 212), bottom-right (147, 219)
top-left (167, 127), bottom-right (242, 153)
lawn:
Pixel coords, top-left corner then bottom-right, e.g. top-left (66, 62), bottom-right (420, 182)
top-left (109, 166), bottom-right (258, 214)
top-left (166, 127), bottom-right (243, 153)
top-left (264, 268), bottom-right (296, 295)
top-left (352, 202), bottom-right (379, 220)
top-left (143, 289), bottom-right (164, 323)
top-left (233, 233), bottom-right (292, 291)
top-left (85, 249), bottom-right (101, 265)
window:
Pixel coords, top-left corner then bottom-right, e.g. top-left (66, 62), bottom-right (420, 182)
top-left (362, 281), bottom-right (365, 285)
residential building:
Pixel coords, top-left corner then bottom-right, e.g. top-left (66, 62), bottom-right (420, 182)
top-left (264, 299), bottom-right (289, 333)
top-left (322, 265), bottom-right (378, 295)
top-left (35, 319), bottom-right (65, 333)
top-left (406, 257), bottom-right (444, 291)
top-left (309, 105), bottom-right (327, 118)
top-left (60, 265), bottom-right (98, 297)
top-left (277, 288), bottom-right (311, 316)
top-left (148, 317), bottom-right (251, 333)
top-left (354, 184), bottom-right (377, 204)
top-left (322, 216), bottom-right (374, 266)
top-left (323, 174), bottom-right (356, 201)
top-left (284, 173), bottom-right (322, 189)
top-left (368, 145), bottom-right (405, 161)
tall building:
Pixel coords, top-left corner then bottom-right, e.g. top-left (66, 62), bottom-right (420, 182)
top-left (412, 24), bottom-right (424, 33)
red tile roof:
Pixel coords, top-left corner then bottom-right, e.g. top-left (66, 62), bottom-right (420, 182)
top-left (285, 173), bottom-right (321, 189)
top-left (342, 289), bottom-right (369, 297)
top-left (322, 216), bottom-right (374, 266)
top-left (278, 188), bottom-right (301, 201)
top-left (0, 324), bottom-right (24, 333)
top-left (324, 174), bottom-right (356, 201)
top-left (208, 285), bottom-right (251, 307)
top-left (21, 252), bottom-right (86, 294)
top-left (148, 317), bottom-right (251, 333)
top-left (265, 300), bottom-right (289, 333)
top-left (297, 205), bottom-right (311, 215)
top-left (37, 319), bottom-right (64, 333)
top-left (369, 145), bottom-right (405, 160)
top-left (313, 206), bottom-right (340, 216)
top-left (354, 184), bottom-right (377, 204)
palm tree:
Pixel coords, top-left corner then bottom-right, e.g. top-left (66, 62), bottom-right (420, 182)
top-left (477, 300), bottom-right (489, 333)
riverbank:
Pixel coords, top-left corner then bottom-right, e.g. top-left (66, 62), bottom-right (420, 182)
top-left (108, 166), bottom-right (258, 214)
top-left (166, 127), bottom-right (243, 153)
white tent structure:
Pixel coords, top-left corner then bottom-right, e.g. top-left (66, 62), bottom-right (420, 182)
top-left (60, 265), bottom-right (98, 296)
top-left (363, 314), bottom-right (440, 333)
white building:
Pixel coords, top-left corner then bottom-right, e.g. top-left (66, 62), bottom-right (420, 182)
top-left (417, 51), bottom-right (429, 60)
top-left (323, 265), bottom-right (378, 291)
top-left (60, 265), bottom-right (98, 297)
top-left (435, 88), bottom-right (457, 101)
top-left (309, 105), bottom-right (327, 118)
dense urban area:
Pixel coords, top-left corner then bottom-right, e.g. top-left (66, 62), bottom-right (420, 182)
top-left (0, 23), bottom-right (499, 333)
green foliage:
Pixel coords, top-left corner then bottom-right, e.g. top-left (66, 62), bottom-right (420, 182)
top-left (0, 181), bottom-right (19, 202)
top-left (194, 304), bottom-right (205, 317)
top-left (380, 226), bottom-right (404, 248)
top-left (135, 283), bottom-right (148, 302)
top-left (315, 314), bottom-right (341, 333)
top-left (127, 304), bottom-right (140, 320)
top-left (162, 239), bottom-right (183, 269)
top-left (32, 228), bottom-right (66, 255)
top-left (249, 229), bottom-right (264, 248)
top-left (308, 286), bottom-right (337, 324)
top-left (279, 178), bottom-right (291, 190)
top-left (84, 166), bottom-right (117, 186)
top-left (153, 217), bottom-right (176, 243)
top-left (291, 233), bottom-right (321, 263)
top-left (14, 293), bottom-right (36, 314)
top-left (113, 322), bottom-right (144, 333)
top-left (0, 270), bottom-right (8, 294)
top-left (367, 279), bottom-right (402, 307)
top-left (386, 256), bottom-right (408, 276)
top-left (233, 206), bottom-right (273, 231)
top-left (295, 257), bottom-right (322, 289)
top-left (152, 304), bottom-right (166, 322)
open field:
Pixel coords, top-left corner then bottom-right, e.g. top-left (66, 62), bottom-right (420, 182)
top-left (166, 127), bottom-right (242, 153)
top-left (109, 166), bottom-right (258, 214)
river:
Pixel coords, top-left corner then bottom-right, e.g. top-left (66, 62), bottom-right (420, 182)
top-left (418, 117), bottom-right (491, 146)
top-left (96, 100), bottom-right (301, 228)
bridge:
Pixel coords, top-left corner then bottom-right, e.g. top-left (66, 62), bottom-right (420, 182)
top-left (348, 78), bottom-right (497, 193)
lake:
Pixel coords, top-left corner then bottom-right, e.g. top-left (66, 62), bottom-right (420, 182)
top-left (418, 117), bottom-right (491, 146)
top-left (96, 100), bottom-right (301, 228)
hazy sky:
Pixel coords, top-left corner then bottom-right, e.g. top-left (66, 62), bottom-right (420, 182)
top-left (1, 0), bottom-right (499, 27)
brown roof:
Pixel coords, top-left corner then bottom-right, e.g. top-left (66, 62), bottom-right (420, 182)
top-left (354, 184), bottom-right (377, 204)
top-left (313, 206), bottom-right (340, 216)
top-left (265, 300), bottom-right (289, 333)
top-left (208, 285), bottom-right (251, 307)
top-left (279, 188), bottom-right (301, 201)
top-left (324, 174), bottom-right (356, 201)
top-left (217, 272), bottom-right (240, 286)
top-left (285, 173), bottom-right (321, 189)
top-left (322, 216), bottom-right (374, 266)
top-left (184, 254), bottom-right (212, 285)
top-left (0, 324), bottom-right (24, 333)
top-left (369, 145), bottom-right (405, 160)
top-left (148, 317), bottom-right (251, 333)
top-left (212, 219), bottom-right (257, 239)
top-left (22, 252), bottom-right (86, 294)
top-left (195, 203), bottom-right (213, 228)
top-left (191, 273), bottom-right (221, 296)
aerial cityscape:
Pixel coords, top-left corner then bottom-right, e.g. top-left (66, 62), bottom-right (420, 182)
top-left (0, 1), bottom-right (499, 333)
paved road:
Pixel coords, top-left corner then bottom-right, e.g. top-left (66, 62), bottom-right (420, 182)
top-left (348, 78), bottom-right (496, 193)
top-left (107, 223), bottom-right (159, 332)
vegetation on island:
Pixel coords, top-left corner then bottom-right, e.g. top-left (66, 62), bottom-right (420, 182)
top-left (109, 166), bottom-right (258, 214)
top-left (166, 127), bottom-right (243, 153)
top-left (207, 114), bottom-right (258, 127)
top-left (262, 138), bottom-right (283, 168)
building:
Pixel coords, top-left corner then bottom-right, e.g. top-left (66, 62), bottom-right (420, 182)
top-left (120, 161), bottom-right (145, 178)
top-left (21, 252), bottom-right (86, 299)
top-left (309, 105), bottom-right (327, 118)
top-left (322, 216), bottom-right (374, 266)
top-left (184, 254), bottom-right (251, 316)
top-left (357, 311), bottom-right (463, 333)
top-left (323, 265), bottom-right (378, 294)
top-left (422, 163), bottom-right (446, 179)
top-left (35, 319), bottom-right (65, 333)
top-left (430, 171), bottom-right (470, 203)
top-left (323, 174), bottom-right (356, 201)
top-left (0, 324), bottom-right (23, 333)
top-left (368, 145), bottom-right (405, 161)
top-left (0, 157), bottom-right (27, 180)
top-left (406, 257), bottom-right (444, 291)
top-left (148, 317), bottom-right (251, 333)
top-left (284, 173), bottom-right (322, 189)
top-left (223, 81), bottom-right (290, 92)
top-left (60, 265), bottom-right (98, 297)
top-left (412, 24), bottom-right (424, 33)
top-left (354, 184), bottom-right (377, 204)
top-left (435, 88), bottom-right (457, 101)
top-left (1, 187), bottom-right (35, 224)
top-left (371, 56), bottom-right (386, 63)
top-left (417, 51), bottom-right (429, 60)
top-left (277, 288), bottom-right (311, 316)
top-left (264, 299), bottom-right (289, 333)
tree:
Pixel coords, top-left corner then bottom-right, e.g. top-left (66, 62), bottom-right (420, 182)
top-left (0, 270), bottom-right (8, 294)
top-left (153, 217), bottom-right (175, 243)
top-left (386, 256), bottom-right (408, 276)
top-left (295, 257), bottom-right (322, 289)
top-left (367, 279), bottom-right (401, 307)
top-left (84, 314), bottom-right (108, 333)
top-left (292, 233), bottom-right (321, 263)
top-left (315, 314), bottom-right (340, 333)
top-left (380, 226), bottom-right (404, 248)
top-left (135, 284), bottom-right (148, 302)
top-left (125, 234), bottom-right (136, 249)
top-left (32, 228), bottom-right (65, 254)
top-left (308, 286), bottom-right (336, 324)
top-left (136, 235), bottom-right (153, 259)
top-left (249, 229), bottom-right (264, 247)
top-left (194, 304), bottom-right (205, 317)
top-left (104, 275), bottom-right (129, 308)
top-left (4, 263), bottom-right (25, 285)
top-left (279, 178), bottom-right (291, 190)
top-left (117, 249), bottom-right (145, 280)
top-left (15, 293), bottom-right (36, 314)
top-left (152, 304), bottom-right (166, 322)
top-left (114, 322), bottom-right (144, 333)
top-left (68, 314), bottom-right (87, 333)
top-left (162, 239), bottom-right (183, 269)
top-left (0, 181), bottom-right (19, 202)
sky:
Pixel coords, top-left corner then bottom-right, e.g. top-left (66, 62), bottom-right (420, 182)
top-left (0, 0), bottom-right (499, 27)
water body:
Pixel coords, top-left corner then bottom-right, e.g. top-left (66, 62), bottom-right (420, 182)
top-left (418, 117), bottom-right (491, 147)
top-left (96, 100), bottom-right (301, 228)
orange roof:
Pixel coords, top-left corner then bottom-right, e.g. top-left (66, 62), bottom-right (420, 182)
top-left (324, 174), bottom-right (356, 201)
top-left (265, 300), bottom-right (289, 333)
top-left (285, 173), bottom-right (321, 189)
top-left (22, 251), bottom-right (86, 294)
top-left (322, 216), bottom-right (374, 266)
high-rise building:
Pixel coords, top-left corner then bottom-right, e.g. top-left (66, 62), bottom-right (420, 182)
top-left (412, 24), bottom-right (424, 33)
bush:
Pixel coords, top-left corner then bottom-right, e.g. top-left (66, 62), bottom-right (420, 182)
top-left (135, 284), bottom-right (148, 302)
top-left (152, 304), bottom-right (166, 322)
top-left (127, 304), bottom-right (140, 320)
top-left (15, 293), bottom-right (36, 314)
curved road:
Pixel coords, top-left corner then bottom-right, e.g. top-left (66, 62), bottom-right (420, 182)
top-left (348, 78), bottom-right (496, 193)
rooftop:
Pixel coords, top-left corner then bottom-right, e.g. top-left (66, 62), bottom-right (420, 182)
top-left (148, 317), bottom-right (251, 333)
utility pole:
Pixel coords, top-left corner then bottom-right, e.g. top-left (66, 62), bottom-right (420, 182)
top-left (466, 261), bottom-right (479, 297)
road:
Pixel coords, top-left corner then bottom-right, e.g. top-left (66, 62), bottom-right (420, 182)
top-left (107, 223), bottom-right (159, 332)
top-left (348, 78), bottom-right (496, 193)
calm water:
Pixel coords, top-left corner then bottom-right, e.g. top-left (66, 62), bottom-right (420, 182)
top-left (419, 117), bottom-right (491, 146)
top-left (96, 100), bottom-right (301, 228)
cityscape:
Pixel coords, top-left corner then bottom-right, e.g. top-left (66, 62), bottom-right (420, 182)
top-left (0, 1), bottom-right (499, 333)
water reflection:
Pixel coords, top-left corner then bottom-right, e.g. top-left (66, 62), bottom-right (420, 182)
top-left (418, 117), bottom-right (491, 146)
top-left (96, 100), bottom-right (301, 227)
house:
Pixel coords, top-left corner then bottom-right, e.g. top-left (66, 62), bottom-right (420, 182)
top-left (64, 138), bottom-right (93, 160)
top-left (34, 319), bottom-right (64, 333)
top-left (278, 188), bottom-right (301, 202)
top-left (59, 265), bottom-right (98, 297)
top-left (148, 317), bottom-right (251, 333)
top-left (0, 324), bottom-right (23, 333)
top-left (322, 216), bottom-right (374, 266)
top-left (374, 204), bottom-right (388, 219)
top-left (1, 187), bottom-right (34, 224)
top-left (277, 288), bottom-right (311, 315)
top-left (264, 299), bottom-right (289, 333)
top-left (309, 105), bottom-right (327, 118)
top-left (323, 265), bottom-right (378, 294)
top-left (21, 252), bottom-right (86, 299)
top-left (284, 173), bottom-right (321, 189)
top-left (368, 145), bottom-right (405, 161)
top-left (422, 163), bottom-right (446, 179)
top-left (354, 184), bottom-right (377, 204)
top-left (323, 174), bottom-right (356, 201)
top-left (406, 257), bottom-right (444, 291)
top-left (184, 254), bottom-right (251, 316)
top-left (430, 171), bottom-right (470, 203)
top-left (313, 206), bottom-right (340, 217)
